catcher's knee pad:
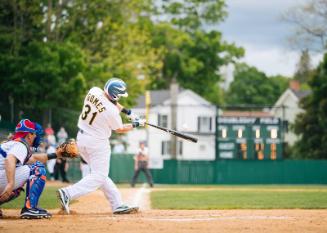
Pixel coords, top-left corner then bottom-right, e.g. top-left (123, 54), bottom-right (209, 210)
top-left (24, 161), bottom-right (46, 208)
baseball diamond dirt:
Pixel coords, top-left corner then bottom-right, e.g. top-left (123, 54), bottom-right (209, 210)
top-left (1, 183), bottom-right (327, 233)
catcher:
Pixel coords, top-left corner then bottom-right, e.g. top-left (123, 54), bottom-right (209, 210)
top-left (0, 119), bottom-right (78, 219)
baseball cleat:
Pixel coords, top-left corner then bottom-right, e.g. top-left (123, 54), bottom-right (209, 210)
top-left (0, 208), bottom-right (3, 218)
top-left (20, 207), bottom-right (52, 219)
top-left (57, 188), bottom-right (70, 214)
top-left (113, 205), bottom-right (139, 214)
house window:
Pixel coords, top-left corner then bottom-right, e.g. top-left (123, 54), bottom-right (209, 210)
top-left (198, 116), bottom-right (212, 132)
top-left (221, 128), bottom-right (227, 138)
top-left (255, 128), bottom-right (260, 138)
top-left (161, 141), bottom-right (171, 155)
top-left (237, 128), bottom-right (243, 138)
top-left (158, 114), bottom-right (168, 128)
top-left (270, 128), bottom-right (278, 139)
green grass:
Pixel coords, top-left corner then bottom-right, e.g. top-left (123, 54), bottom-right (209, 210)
top-left (1, 186), bottom-right (63, 209)
top-left (151, 185), bottom-right (327, 209)
top-left (3, 185), bottom-right (327, 210)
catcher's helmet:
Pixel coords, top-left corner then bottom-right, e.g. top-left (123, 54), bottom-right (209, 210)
top-left (14, 119), bottom-right (44, 148)
top-left (104, 78), bottom-right (128, 101)
top-left (15, 119), bottom-right (37, 133)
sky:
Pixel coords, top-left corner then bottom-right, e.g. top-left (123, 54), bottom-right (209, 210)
top-left (215, 0), bottom-right (323, 77)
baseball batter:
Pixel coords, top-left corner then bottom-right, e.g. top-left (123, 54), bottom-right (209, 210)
top-left (58, 78), bottom-right (144, 214)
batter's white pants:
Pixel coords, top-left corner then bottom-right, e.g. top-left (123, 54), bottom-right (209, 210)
top-left (80, 163), bottom-right (91, 178)
top-left (63, 132), bottom-right (123, 210)
top-left (0, 165), bottom-right (30, 194)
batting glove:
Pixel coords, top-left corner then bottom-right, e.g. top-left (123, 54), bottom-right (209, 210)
top-left (138, 118), bottom-right (146, 127)
top-left (132, 118), bottom-right (146, 128)
top-left (128, 112), bottom-right (139, 121)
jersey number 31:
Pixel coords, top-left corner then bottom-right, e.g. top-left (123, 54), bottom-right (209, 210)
top-left (81, 104), bottom-right (98, 125)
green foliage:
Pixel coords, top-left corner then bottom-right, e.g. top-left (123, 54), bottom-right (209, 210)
top-left (51, 0), bottom-right (163, 107)
top-left (0, 40), bottom-right (87, 132)
top-left (293, 53), bottom-right (327, 159)
top-left (226, 63), bottom-right (289, 106)
top-left (160, 0), bottom-right (227, 31)
top-left (0, 0), bottom-right (244, 131)
top-left (150, 1), bottom-right (244, 105)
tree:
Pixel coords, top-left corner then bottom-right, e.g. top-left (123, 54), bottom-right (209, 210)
top-left (0, 0), bottom-right (45, 123)
top-left (149, 0), bottom-right (244, 105)
top-left (42, 0), bottom-right (163, 106)
top-left (283, 0), bottom-right (327, 51)
top-left (293, 53), bottom-right (327, 159)
top-left (157, 0), bottom-right (227, 32)
top-left (226, 63), bottom-right (289, 106)
top-left (0, 0), bottom-right (162, 128)
top-left (1, 41), bottom-right (87, 131)
top-left (294, 49), bottom-right (313, 84)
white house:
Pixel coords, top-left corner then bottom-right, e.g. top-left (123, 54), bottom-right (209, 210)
top-left (271, 81), bottom-right (311, 146)
top-left (124, 87), bottom-right (217, 167)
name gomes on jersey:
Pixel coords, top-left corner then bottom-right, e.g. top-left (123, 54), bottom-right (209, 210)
top-left (86, 93), bottom-right (106, 113)
top-left (81, 92), bottom-right (107, 126)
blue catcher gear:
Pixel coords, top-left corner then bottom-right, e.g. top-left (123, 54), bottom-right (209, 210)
top-left (24, 162), bottom-right (47, 209)
top-left (104, 78), bottom-right (128, 101)
top-left (32, 123), bottom-right (44, 148)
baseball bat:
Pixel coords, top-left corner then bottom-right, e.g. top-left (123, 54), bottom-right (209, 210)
top-left (145, 122), bottom-right (198, 143)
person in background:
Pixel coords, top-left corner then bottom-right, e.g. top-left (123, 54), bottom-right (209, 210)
top-left (54, 157), bottom-right (69, 183)
top-left (57, 127), bottom-right (68, 144)
top-left (44, 124), bottom-right (56, 147)
top-left (46, 144), bottom-right (56, 181)
top-left (131, 142), bottom-right (153, 188)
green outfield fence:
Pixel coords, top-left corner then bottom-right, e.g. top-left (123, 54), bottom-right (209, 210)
top-left (65, 154), bottom-right (327, 184)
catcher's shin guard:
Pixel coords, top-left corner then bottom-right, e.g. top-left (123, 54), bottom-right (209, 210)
top-left (24, 161), bottom-right (46, 209)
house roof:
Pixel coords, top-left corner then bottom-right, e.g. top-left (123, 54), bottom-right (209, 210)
top-left (291, 89), bottom-right (311, 100)
top-left (133, 88), bottom-right (213, 109)
top-left (134, 90), bottom-right (171, 108)
top-left (273, 88), bottom-right (311, 109)
top-left (222, 111), bottom-right (272, 118)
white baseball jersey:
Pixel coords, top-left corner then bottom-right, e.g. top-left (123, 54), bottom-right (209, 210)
top-left (0, 141), bottom-right (28, 170)
top-left (78, 87), bottom-right (123, 139)
top-left (0, 141), bottom-right (31, 194)
top-left (137, 147), bottom-right (148, 155)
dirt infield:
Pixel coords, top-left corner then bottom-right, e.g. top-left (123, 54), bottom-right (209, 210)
top-left (1, 186), bottom-right (327, 233)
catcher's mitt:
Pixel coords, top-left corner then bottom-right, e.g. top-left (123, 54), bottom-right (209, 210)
top-left (56, 139), bottom-right (79, 158)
